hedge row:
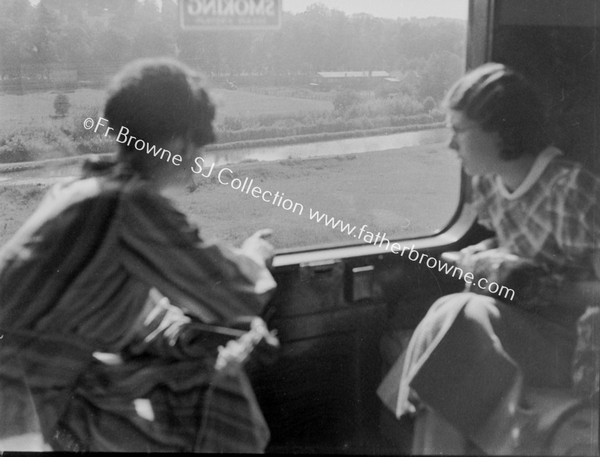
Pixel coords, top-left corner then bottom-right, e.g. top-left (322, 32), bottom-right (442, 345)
top-left (208, 121), bottom-right (445, 151)
top-left (1, 111), bottom-right (444, 164)
top-left (215, 112), bottom-right (444, 144)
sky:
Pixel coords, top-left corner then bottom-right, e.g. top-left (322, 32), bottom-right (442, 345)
top-left (282, 0), bottom-right (469, 19)
top-left (28, 0), bottom-right (468, 20)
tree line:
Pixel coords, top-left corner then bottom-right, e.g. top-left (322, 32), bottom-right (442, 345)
top-left (0, 0), bottom-right (465, 99)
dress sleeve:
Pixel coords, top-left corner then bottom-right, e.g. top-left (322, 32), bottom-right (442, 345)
top-left (116, 181), bottom-right (277, 324)
top-left (552, 167), bottom-right (600, 270)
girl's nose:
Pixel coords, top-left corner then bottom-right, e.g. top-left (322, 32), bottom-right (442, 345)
top-left (448, 133), bottom-right (459, 151)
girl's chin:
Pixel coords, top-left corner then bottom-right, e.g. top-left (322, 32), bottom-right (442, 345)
top-left (461, 165), bottom-right (476, 176)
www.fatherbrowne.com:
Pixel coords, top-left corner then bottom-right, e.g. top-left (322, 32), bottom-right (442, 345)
top-left (83, 117), bottom-right (514, 302)
top-left (308, 209), bottom-right (515, 301)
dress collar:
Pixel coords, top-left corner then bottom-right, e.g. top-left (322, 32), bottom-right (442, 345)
top-left (495, 146), bottom-right (562, 200)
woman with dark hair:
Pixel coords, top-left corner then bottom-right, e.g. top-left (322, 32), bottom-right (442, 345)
top-left (0, 58), bottom-right (277, 452)
top-left (379, 63), bottom-right (600, 454)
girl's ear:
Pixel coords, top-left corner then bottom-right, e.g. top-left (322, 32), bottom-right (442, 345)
top-left (163, 135), bottom-right (192, 160)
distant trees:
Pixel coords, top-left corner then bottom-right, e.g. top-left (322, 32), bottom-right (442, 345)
top-left (419, 51), bottom-right (463, 100)
top-left (0, 0), bottom-right (466, 100)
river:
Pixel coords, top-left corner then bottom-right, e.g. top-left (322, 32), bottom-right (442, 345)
top-left (205, 128), bottom-right (450, 165)
top-left (0, 127), bottom-right (451, 183)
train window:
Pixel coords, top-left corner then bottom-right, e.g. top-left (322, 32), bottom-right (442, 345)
top-left (0, 0), bottom-right (468, 250)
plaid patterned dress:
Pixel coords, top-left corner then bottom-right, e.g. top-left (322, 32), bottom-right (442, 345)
top-left (0, 163), bottom-right (276, 451)
top-left (391, 147), bottom-right (599, 453)
top-left (471, 146), bottom-right (599, 281)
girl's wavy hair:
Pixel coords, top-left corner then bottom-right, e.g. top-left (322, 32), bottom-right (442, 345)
top-left (443, 63), bottom-right (550, 160)
top-left (104, 58), bottom-right (215, 172)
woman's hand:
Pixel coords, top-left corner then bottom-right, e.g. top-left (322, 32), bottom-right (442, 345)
top-left (441, 238), bottom-right (499, 269)
top-left (440, 238), bottom-right (499, 272)
top-left (459, 237), bottom-right (499, 258)
top-left (241, 229), bottom-right (275, 268)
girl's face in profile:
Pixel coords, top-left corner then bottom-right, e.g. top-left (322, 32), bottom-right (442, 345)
top-left (447, 110), bottom-right (503, 176)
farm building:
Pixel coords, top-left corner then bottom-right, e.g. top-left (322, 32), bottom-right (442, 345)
top-left (313, 71), bottom-right (391, 89)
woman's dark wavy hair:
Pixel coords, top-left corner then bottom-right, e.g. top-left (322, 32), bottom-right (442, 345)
top-left (104, 58), bottom-right (215, 171)
top-left (443, 63), bottom-right (550, 160)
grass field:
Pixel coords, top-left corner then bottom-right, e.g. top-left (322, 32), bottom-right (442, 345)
top-left (211, 88), bottom-right (332, 120)
top-left (0, 87), bottom-right (335, 162)
top-left (1, 86), bottom-right (444, 168)
top-left (0, 143), bottom-right (461, 250)
top-left (0, 89), bottom-right (105, 124)
top-left (0, 88), bottom-right (332, 125)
